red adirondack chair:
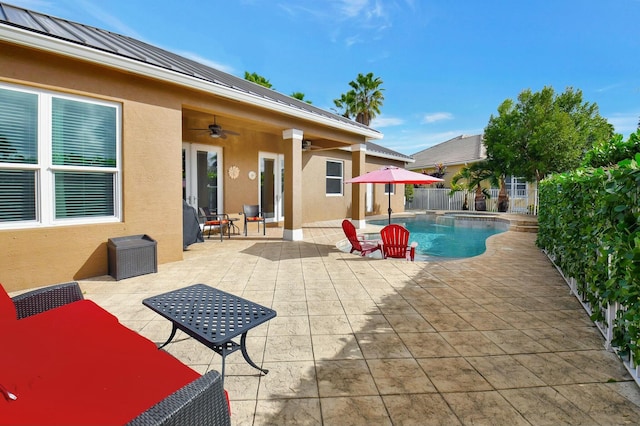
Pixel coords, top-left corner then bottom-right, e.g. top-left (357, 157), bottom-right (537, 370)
top-left (380, 224), bottom-right (418, 261)
top-left (341, 220), bottom-right (381, 257)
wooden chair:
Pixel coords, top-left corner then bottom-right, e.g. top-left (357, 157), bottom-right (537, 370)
top-left (380, 224), bottom-right (418, 261)
top-left (341, 219), bottom-right (381, 257)
top-left (242, 204), bottom-right (266, 236)
top-left (198, 207), bottom-right (231, 241)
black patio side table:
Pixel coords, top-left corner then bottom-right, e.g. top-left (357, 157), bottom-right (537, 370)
top-left (142, 284), bottom-right (277, 380)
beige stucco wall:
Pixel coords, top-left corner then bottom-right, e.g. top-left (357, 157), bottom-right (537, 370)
top-left (302, 151), bottom-right (407, 223)
top-left (411, 163), bottom-right (464, 188)
top-left (1, 43), bottom-right (184, 292)
top-left (0, 41), bottom-right (391, 292)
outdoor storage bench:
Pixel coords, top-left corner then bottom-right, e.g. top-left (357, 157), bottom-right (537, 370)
top-left (0, 282), bottom-right (231, 426)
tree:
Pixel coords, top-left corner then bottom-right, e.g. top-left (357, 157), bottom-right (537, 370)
top-left (583, 130), bottom-right (640, 168)
top-left (333, 72), bottom-right (384, 126)
top-left (291, 92), bottom-right (312, 104)
top-left (450, 161), bottom-right (496, 211)
top-left (244, 71), bottom-right (273, 89)
top-left (430, 163), bottom-right (446, 189)
top-left (483, 86), bottom-right (613, 182)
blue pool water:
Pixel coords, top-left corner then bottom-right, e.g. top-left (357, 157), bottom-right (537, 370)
top-left (368, 216), bottom-right (506, 261)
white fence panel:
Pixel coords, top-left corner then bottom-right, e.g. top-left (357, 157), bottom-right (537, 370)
top-left (545, 252), bottom-right (640, 388)
top-left (406, 187), bottom-right (538, 215)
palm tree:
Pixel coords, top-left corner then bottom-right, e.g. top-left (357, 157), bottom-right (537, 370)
top-left (244, 71), bottom-right (273, 89)
top-left (291, 92), bottom-right (312, 104)
top-left (333, 90), bottom-right (357, 119)
top-left (333, 72), bottom-right (384, 126)
top-left (450, 161), bottom-right (497, 211)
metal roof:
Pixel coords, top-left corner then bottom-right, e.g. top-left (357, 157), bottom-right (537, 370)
top-left (0, 2), bottom-right (380, 138)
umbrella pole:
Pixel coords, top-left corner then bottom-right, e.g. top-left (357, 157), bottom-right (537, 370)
top-left (388, 186), bottom-right (392, 224)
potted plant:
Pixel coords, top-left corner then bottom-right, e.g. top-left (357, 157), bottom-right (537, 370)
top-left (450, 161), bottom-right (497, 212)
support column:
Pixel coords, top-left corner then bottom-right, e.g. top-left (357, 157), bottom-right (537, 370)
top-left (351, 143), bottom-right (367, 229)
top-left (282, 129), bottom-right (304, 241)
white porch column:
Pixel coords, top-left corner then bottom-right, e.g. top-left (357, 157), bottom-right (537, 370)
top-left (351, 143), bottom-right (367, 229)
top-left (282, 129), bottom-right (304, 241)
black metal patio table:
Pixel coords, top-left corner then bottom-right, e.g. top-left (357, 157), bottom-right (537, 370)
top-left (142, 284), bottom-right (277, 380)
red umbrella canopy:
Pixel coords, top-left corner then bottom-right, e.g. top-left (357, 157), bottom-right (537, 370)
top-left (346, 166), bottom-right (443, 224)
top-left (346, 166), bottom-right (443, 185)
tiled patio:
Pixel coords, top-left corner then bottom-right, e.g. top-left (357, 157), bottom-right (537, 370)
top-left (78, 218), bottom-right (640, 425)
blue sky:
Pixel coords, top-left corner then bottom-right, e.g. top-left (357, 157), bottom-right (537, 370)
top-left (8, 0), bottom-right (640, 155)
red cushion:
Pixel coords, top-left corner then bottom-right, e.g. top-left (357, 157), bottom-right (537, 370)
top-left (0, 283), bottom-right (17, 324)
top-left (205, 220), bottom-right (228, 225)
top-left (0, 300), bottom-right (200, 425)
top-left (247, 217), bottom-right (262, 221)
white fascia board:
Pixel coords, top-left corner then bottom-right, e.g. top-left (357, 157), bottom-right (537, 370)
top-left (0, 25), bottom-right (383, 140)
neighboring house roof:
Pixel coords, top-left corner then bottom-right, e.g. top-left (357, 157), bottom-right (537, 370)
top-left (410, 134), bottom-right (485, 170)
top-left (365, 141), bottom-right (414, 164)
top-left (0, 2), bottom-right (381, 140)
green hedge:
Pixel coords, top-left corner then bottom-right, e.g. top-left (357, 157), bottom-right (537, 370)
top-left (537, 153), bottom-right (640, 359)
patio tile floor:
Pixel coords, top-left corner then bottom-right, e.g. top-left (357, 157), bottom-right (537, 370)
top-left (77, 218), bottom-right (640, 425)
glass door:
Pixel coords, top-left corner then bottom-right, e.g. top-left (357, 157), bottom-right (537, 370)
top-left (259, 152), bottom-right (284, 223)
top-left (183, 143), bottom-right (223, 213)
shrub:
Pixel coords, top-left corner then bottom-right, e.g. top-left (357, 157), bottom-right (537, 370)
top-left (537, 150), bottom-right (640, 360)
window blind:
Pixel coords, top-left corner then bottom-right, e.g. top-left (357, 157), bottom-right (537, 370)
top-left (0, 88), bottom-right (38, 164)
top-left (52, 97), bottom-right (117, 167)
top-left (54, 172), bottom-right (114, 218)
top-left (0, 170), bottom-right (36, 221)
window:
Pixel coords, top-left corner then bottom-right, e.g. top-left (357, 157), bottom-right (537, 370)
top-left (505, 176), bottom-right (527, 199)
top-left (384, 183), bottom-right (395, 195)
top-left (0, 84), bottom-right (120, 228)
top-left (326, 160), bottom-right (343, 195)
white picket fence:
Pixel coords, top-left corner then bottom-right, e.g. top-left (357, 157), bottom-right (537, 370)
top-left (546, 252), bottom-right (640, 387)
top-left (405, 188), bottom-right (538, 215)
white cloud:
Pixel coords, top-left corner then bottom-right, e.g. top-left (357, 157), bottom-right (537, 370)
top-left (596, 83), bottom-right (624, 93)
top-left (338, 0), bottom-right (370, 18)
top-left (75, 0), bottom-right (143, 39)
top-left (176, 51), bottom-right (235, 74)
top-left (422, 112), bottom-right (453, 124)
top-left (371, 116), bottom-right (404, 128)
top-left (608, 112), bottom-right (639, 135)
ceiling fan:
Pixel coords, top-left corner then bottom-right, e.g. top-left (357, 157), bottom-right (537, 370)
top-left (302, 139), bottom-right (336, 151)
top-left (191, 116), bottom-right (240, 139)
top-left (302, 139), bottom-right (323, 151)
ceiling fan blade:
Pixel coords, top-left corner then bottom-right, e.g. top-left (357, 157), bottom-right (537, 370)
top-left (223, 130), bottom-right (240, 136)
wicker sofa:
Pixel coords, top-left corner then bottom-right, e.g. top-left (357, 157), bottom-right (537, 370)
top-left (0, 282), bottom-right (231, 425)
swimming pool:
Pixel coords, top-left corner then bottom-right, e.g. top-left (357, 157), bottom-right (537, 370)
top-left (366, 214), bottom-right (508, 261)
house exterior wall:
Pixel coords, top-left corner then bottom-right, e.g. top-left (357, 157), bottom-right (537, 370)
top-left (301, 151), bottom-right (407, 223)
top-left (413, 164), bottom-right (466, 188)
top-left (1, 42), bottom-right (186, 292)
top-left (0, 41), bottom-right (398, 292)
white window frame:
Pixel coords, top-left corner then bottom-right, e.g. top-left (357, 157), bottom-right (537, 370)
top-left (325, 159), bottom-right (343, 196)
top-left (0, 82), bottom-right (122, 229)
top-left (384, 183), bottom-right (396, 195)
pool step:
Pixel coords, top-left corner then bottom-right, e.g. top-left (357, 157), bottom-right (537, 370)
top-left (509, 225), bottom-right (538, 233)
top-left (510, 221), bottom-right (539, 233)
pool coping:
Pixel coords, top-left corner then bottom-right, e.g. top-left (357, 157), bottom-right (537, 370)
top-left (337, 211), bottom-right (538, 261)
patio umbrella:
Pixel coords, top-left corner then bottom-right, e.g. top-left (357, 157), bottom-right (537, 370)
top-left (346, 165), bottom-right (444, 224)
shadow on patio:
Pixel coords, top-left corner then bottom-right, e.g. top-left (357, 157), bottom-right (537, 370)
top-left (75, 221), bottom-right (640, 425)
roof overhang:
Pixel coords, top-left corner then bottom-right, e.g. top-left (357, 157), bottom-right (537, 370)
top-left (0, 23), bottom-right (383, 140)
